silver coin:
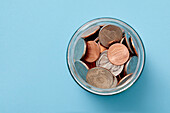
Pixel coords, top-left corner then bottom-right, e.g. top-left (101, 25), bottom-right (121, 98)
top-left (86, 67), bottom-right (115, 89)
top-left (129, 37), bottom-right (138, 56)
top-left (96, 50), bottom-right (124, 76)
top-left (74, 38), bottom-right (86, 60)
top-left (118, 73), bottom-right (133, 86)
top-left (125, 56), bottom-right (138, 75)
top-left (75, 60), bottom-right (89, 81)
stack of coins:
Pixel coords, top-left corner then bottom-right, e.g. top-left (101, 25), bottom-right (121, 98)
top-left (74, 24), bottom-right (138, 89)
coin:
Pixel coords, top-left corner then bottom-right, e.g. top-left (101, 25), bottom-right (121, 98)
top-left (129, 37), bottom-right (138, 56)
top-left (86, 67), bottom-right (116, 89)
top-left (96, 50), bottom-right (124, 76)
top-left (108, 43), bottom-right (129, 65)
top-left (98, 42), bottom-right (107, 53)
top-left (81, 25), bottom-right (100, 39)
top-left (117, 73), bottom-right (133, 86)
top-left (124, 56), bottom-right (138, 75)
top-left (99, 24), bottom-right (123, 48)
top-left (74, 38), bottom-right (86, 60)
top-left (75, 60), bottom-right (89, 81)
top-left (83, 41), bottom-right (100, 63)
top-left (121, 34), bottom-right (134, 55)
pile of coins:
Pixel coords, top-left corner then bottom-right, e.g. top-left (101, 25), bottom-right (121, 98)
top-left (74, 24), bottom-right (138, 89)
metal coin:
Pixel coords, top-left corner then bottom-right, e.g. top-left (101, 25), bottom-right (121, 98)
top-left (84, 41), bottom-right (100, 63)
top-left (117, 73), bottom-right (133, 86)
top-left (98, 42), bottom-right (107, 53)
top-left (81, 25), bottom-right (100, 39)
top-left (129, 37), bottom-right (138, 56)
top-left (74, 38), bottom-right (86, 60)
top-left (122, 34), bottom-right (134, 55)
top-left (108, 43), bottom-right (130, 65)
top-left (86, 67), bottom-right (115, 89)
top-left (99, 24), bottom-right (123, 48)
top-left (75, 60), bottom-right (89, 81)
top-left (96, 50), bottom-right (124, 76)
top-left (124, 56), bottom-right (138, 75)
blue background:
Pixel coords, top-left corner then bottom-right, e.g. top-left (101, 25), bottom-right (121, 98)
top-left (0, 0), bottom-right (170, 113)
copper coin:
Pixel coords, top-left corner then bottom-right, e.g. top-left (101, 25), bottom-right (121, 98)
top-left (99, 24), bottom-right (123, 48)
top-left (121, 34), bottom-right (134, 55)
top-left (117, 73), bottom-right (133, 86)
top-left (108, 43), bottom-right (129, 65)
top-left (96, 50), bottom-right (124, 76)
top-left (98, 42), bottom-right (107, 53)
top-left (86, 67), bottom-right (115, 89)
top-left (84, 41), bottom-right (100, 63)
top-left (81, 25), bottom-right (100, 39)
top-left (129, 37), bottom-right (138, 56)
top-left (75, 60), bottom-right (89, 81)
top-left (124, 56), bottom-right (138, 75)
top-left (74, 38), bottom-right (86, 60)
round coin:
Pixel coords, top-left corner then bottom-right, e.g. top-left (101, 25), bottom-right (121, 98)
top-left (74, 38), bottom-right (86, 60)
top-left (86, 67), bottom-right (114, 89)
top-left (81, 25), bottom-right (100, 39)
top-left (108, 43), bottom-right (130, 65)
top-left (96, 50), bottom-right (124, 76)
top-left (84, 41), bottom-right (100, 63)
top-left (129, 37), bottom-right (138, 56)
top-left (124, 56), bottom-right (138, 75)
top-left (75, 60), bottom-right (89, 81)
top-left (99, 24), bottom-right (123, 48)
top-left (117, 73), bottom-right (133, 86)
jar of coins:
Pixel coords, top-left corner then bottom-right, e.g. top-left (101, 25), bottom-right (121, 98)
top-left (67, 18), bottom-right (145, 95)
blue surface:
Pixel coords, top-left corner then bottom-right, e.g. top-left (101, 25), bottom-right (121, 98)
top-left (0, 0), bottom-right (170, 113)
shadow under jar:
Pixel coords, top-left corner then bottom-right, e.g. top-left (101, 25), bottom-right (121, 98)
top-left (67, 17), bottom-right (145, 95)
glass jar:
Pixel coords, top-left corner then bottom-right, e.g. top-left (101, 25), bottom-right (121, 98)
top-left (66, 17), bottom-right (145, 95)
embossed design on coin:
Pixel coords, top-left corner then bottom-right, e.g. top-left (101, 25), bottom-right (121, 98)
top-left (108, 43), bottom-right (129, 65)
top-left (118, 73), bottom-right (133, 86)
top-left (75, 60), bottom-right (89, 81)
top-left (129, 37), bottom-right (138, 56)
top-left (74, 38), bottom-right (86, 60)
top-left (84, 41), bottom-right (100, 63)
top-left (99, 25), bottom-right (123, 48)
top-left (96, 50), bottom-right (124, 76)
top-left (86, 67), bottom-right (115, 89)
top-left (124, 56), bottom-right (138, 75)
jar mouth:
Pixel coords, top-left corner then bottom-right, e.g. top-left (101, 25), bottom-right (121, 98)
top-left (67, 17), bottom-right (145, 95)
